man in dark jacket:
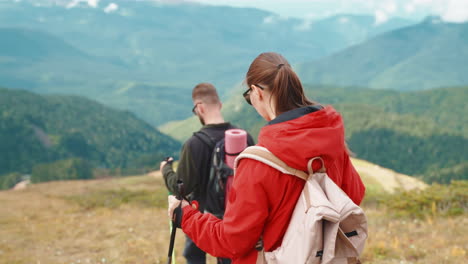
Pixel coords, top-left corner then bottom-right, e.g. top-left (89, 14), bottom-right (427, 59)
top-left (160, 82), bottom-right (254, 264)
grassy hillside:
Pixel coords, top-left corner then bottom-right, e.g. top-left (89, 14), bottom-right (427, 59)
top-left (103, 83), bottom-right (194, 127)
top-left (162, 85), bottom-right (468, 138)
top-left (0, 164), bottom-right (465, 264)
top-left (0, 88), bottom-right (181, 181)
top-left (160, 85), bottom-right (468, 183)
top-left (303, 86), bottom-right (468, 135)
top-left (297, 18), bottom-right (468, 91)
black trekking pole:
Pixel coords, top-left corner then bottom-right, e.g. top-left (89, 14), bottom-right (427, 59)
top-left (167, 180), bottom-right (185, 264)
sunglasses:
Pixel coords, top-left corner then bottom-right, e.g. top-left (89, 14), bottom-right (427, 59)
top-left (243, 84), bottom-right (265, 105)
top-left (192, 102), bottom-right (202, 115)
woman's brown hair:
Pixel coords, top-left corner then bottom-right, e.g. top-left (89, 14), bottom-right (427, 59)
top-left (246, 52), bottom-right (315, 115)
top-left (246, 52), bottom-right (354, 156)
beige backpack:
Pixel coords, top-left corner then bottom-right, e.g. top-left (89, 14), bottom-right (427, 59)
top-left (235, 146), bottom-right (368, 264)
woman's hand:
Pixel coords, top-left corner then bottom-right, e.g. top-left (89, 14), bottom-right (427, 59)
top-left (168, 195), bottom-right (189, 219)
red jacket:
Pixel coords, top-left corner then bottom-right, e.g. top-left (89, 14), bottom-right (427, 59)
top-left (181, 105), bottom-right (365, 263)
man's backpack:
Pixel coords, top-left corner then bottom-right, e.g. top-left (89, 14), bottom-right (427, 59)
top-left (235, 146), bottom-right (368, 264)
top-left (194, 130), bottom-right (248, 219)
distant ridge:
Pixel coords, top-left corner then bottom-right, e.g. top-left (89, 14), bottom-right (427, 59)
top-left (297, 18), bottom-right (468, 91)
top-left (0, 27), bottom-right (88, 59)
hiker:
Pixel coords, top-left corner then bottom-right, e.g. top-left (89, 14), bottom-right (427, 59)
top-left (167, 52), bottom-right (366, 263)
top-left (160, 82), bottom-right (254, 264)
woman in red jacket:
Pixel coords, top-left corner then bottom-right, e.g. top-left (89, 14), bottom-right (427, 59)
top-left (168, 52), bottom-right (365, 263)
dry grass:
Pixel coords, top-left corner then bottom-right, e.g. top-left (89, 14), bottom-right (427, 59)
top-left (0, 175), bottom-right (190, 264)
top-left (0, 174), bottom-right (466, 264)
top-left (362, 208), bottom-right (467, 263)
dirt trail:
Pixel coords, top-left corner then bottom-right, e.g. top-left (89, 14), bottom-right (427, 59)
top-left (147, 170), bottom-right (162, 178)
top-left (12, 180), bottom-right (30, 190)
top-left (351, 158), bottom-right (427, 193)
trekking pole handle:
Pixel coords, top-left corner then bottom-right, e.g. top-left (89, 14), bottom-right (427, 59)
top-left (164, 156), bottom-right (174, 165)
top-left (166, 180), bottom-right (185, 264)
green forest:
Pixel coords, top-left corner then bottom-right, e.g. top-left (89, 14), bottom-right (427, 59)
top-left (0, 88), bottom-right (181, 189)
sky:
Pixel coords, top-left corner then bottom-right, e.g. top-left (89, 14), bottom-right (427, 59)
top-left (47, 0), bottom-right (468, 23)
top-left (189, 0), bottom-right (468, 23)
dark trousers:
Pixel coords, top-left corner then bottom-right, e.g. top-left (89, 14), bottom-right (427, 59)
top-left (184, 235), bottom-right (231, 264)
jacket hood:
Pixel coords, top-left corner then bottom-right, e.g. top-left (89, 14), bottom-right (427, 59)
top-left (258, 105), bottom-right (345, 172)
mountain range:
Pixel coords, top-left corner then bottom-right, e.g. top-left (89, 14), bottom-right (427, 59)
top-left (0, 0), bottom-right (415, 125)
top-left (297, 17), bottom-right (468, 91)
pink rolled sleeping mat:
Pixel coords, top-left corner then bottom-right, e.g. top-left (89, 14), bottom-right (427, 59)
top-left (224, 129), bottom-right (247, 206)
top-left (225, 129), bottom-right (248, 168)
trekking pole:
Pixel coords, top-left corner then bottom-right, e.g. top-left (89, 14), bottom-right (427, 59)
top-left (162, 157), bottom-right (177, 264)
top-left (167, 180), bottom-right (185, 264)
top-left (167, 194), bottom-right (176, 264)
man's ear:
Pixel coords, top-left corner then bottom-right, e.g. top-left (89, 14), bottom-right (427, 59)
top-left (198, 103), bottom-right (205, 115)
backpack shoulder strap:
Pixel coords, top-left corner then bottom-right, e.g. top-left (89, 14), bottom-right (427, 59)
top-left (235, 146), bottom-right (309, 181)
top-left (193, 130), bottom-right (216, 150)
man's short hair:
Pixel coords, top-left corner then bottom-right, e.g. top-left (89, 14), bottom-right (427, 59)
top-left (192, 83), bottom-right (220, 105)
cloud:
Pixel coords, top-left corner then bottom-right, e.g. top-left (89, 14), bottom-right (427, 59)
top-left (294, 13), bottom-right (316, 31)
top-left (66, 0), bottom-right (80, 8)
top-left (406, 0), bottom-right (468, 23)
top-left (382, 1), bottom-right (397, 14)
top-left (262, 14), bottom-right (289, 25)
top-left (413, 0), bottom-right (435, 5)
top-left (339, 17), bottom-right (350, 24)
top-left (262, 15), bottom-right (275, 24)
top-left (441, 0), bottom-right (468, 22)
top-left (104, 3), bottom-right (119, 13)
top-left (295, 20), bottom-right (313, 31)
top-left (374, 10), bottom-right (389, 25)
top-left (66, 0), bottom-right (99, 9)
top-left (87, 0), bottom-right (99, 8)
top-left (404, 3), bottom-right (416, 13)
